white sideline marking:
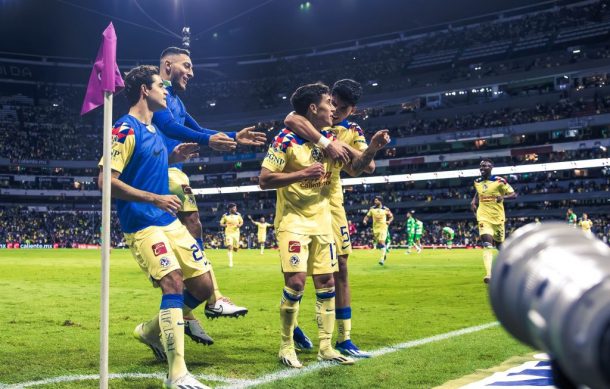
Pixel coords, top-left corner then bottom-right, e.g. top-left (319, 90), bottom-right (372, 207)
top-left (219, 321), bottom-right (500, 388)
top-left (0, 372), bottom-right (250, 388)
top-left (0, 322), bottom-right (498, 388)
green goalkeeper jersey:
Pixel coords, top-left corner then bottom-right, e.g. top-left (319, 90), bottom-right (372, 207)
top-left (406, 216), bottom-right (416, 234)
top-left (415, 220), bottom-right (424, 235)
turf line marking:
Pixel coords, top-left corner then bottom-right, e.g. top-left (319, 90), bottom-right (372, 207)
top-left (219, 321), bottom-right (500, 389)
top-left (0, 372), bottom-right (251, 388)
top-left (0, 322), bottom-right (498, 388)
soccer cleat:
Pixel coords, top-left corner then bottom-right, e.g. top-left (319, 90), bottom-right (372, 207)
top-left (378, 259), bottom-right (385, 265)
top-left (416, 247), bottom-right (422, 253)
top-left (335, 339), bottom-right (372, 358)
top-left (293, 326), bottom-right (314, 350)
top-left (278, 346), bottom-right (303, 368)
top-left (483, 276), bottom-right (491, 284)
top-left (133, 323), bottom-right (167, 362)
top-left (163, 372), bottom-right (210, 389)
top-left (317, 347), bottom-right (355, 365)
top-left (204, 297), bottom-right (248, 319)
top-left (184, 319), bottom-right (214, 345)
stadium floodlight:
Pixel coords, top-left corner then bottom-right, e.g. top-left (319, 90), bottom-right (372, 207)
top-left (489, 223), bottom-right (610, 389)
top-left (191, 158), bottom-right (610, 195)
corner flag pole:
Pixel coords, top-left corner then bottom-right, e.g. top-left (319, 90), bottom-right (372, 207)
top-left (100, 90), bottom-right (112, 389)
top-left (80, 22), bottom-right (124, 389)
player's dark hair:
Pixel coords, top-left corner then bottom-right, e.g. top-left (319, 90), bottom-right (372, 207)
top-left (227, 203), bottom-right (237, 210)
top-left (123, 65), bottom-right (159, 107)
top-left (332, 79), bottom-right (362, 106)
top-left (290, 83), bottom-right (330, 116)
top-left (374, 196), bottom-right (382, 202)
top-left (481, 158), bottom-right (494, 166)
top-left (160, 46), bottom-right (191, 59)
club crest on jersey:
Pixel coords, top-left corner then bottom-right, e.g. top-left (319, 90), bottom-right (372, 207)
top-left (288, 241), bottom-right (301, 253)
top-left (152, 242), bottom-right (168, 256)
top-left (159, 257), bottom-right (170, 267)
top-left (311, 147), bottom-right (324, 163)
top-left (290, 255), bottom-right (300, 266)
top-left (145, 124), bottom-right (156, 133)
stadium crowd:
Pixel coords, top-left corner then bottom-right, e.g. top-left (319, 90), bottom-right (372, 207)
top-left (1, 207), bottom-right (608, 249)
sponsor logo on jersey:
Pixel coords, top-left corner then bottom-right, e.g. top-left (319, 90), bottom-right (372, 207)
top-left (288, 241), bottom-right (301, 253)
top-left (152, 242), bottom-right (168, 256)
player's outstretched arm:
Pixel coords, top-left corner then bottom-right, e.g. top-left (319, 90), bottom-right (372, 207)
top-left (344, 129), bottom-right (391, 176)
top-left (259, 163), bottom-right (325, 190)
top-left (153, 109), bottom-right (214, 145)
top-left (97, 168), bottom-right (181, 216)
top-left (235, 126), bottom-right (267, 146)
top-left (284, 112), bottom-right (350, 164)
top-left (168, 143), bottom-right (199, 165)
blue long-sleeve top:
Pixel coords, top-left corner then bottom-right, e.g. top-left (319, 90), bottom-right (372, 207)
top-left (153, 81), bottom-right (237, 170)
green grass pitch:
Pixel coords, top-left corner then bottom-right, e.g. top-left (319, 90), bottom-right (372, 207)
top-left (0, 248), bottom-right (531, 388)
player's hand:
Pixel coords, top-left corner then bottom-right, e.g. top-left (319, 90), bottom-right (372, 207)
top-left (470, 202), bottom-right (477, 212)
top-left (496, 195), bottom-right (504, 203)
top-left (169, 143), bottom-right (199, 164)
top-left (370, 129), bottom-right (391, 150)
top-left (209, 133), bottom-right (237, 152)
top-left (302, 162), bottom-right (325, 180)
top-left (236, 126), bottom-right (267, 146)
top-left (153, 194), bottom-right (182, 216)
top-left (325, 141), bottom-right (351, 164)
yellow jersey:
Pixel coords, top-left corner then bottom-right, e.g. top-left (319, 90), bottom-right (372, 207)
top-left (326, 120), bottom-right (368, 209)
top-left (366, 206), bottom-right (391, 233)
top-left (474, 176), bottom-right (514, 224)
top-left (220, 213), bottom-right (243, 235)
top-left (254, 221), bottom-right (272, 236)
top-left (261, 128), bottom-right (336, 235)
top-left (579, 219), bottom-right (593, 232)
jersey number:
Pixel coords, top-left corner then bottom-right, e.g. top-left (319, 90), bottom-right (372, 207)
top-left (190, 244), bottom-right (205, 263)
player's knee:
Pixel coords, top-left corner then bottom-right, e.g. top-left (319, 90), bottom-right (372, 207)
top-left (284, 272), bottom-right (307, 291)
top-left (313, 273), bottom-right (335, 289)
top-left (158, 270), bottom-right (184, 294)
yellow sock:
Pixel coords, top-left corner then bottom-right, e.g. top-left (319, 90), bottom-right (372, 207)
top-left (159, 307), bottom-right (188, 380)
top-left (315, 287), bottom-right (336, 351)
top-left (280, 286), bottom-right (302, 348)
top-left (483, 247), bottom-right (493, 277)
top-left (141, 314), bottom-right (161, 339)
top-left (336, 318), bottom-right (351, 343)
top-left (228, 250), bottom-right (233, 266)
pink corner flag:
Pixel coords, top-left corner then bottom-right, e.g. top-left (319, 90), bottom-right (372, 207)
top-left (80, 22), bottom-right (125, 115)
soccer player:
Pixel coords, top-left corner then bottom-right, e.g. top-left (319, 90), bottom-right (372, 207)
top-left (259, 82), bottom-right (357, 368)
top-left (248, 215), bottom-right (272, 254)
top-left (579, 213), bottom-right (593, 234)
top-left (153, 47), bottom-right (259, 322)
top-left (442, 226), bottom-right (455, 249)
top-left (220, 203), bottom-right (243, 267)
top-left (405, 211), bottom-right (416, 254)
top-left (363, 196), bottom-right (394, 265)
top-left (284, 79), bottom-right (390, 356)
top-left (98, 65), bottom-right (211, 388)
top-left (566, 208), bottom-right (578, 228)
top-left (414, 218), bottom-right (424, 253)
top-left (470, 159), bottom-right (517, 284)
